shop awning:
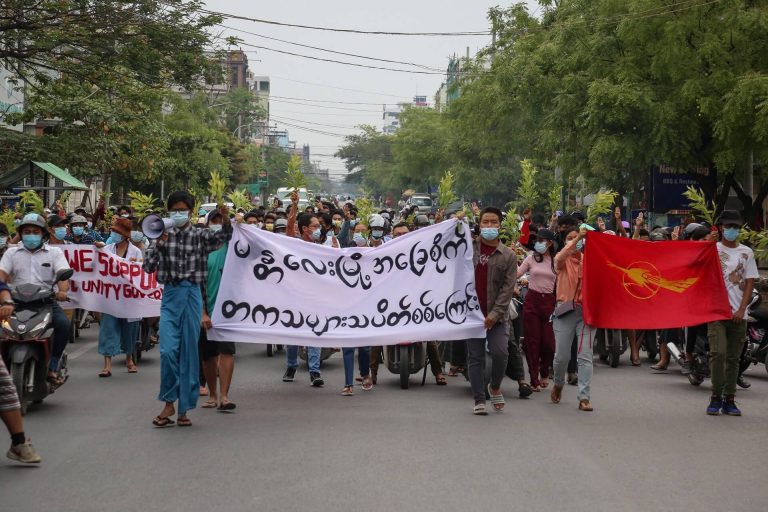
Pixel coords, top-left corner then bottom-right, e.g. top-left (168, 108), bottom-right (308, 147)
top-left (0, 161), bottom-right (89, 191)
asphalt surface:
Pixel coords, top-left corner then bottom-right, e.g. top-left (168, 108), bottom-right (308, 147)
top-left (1, 326), bottom-right (767, 512)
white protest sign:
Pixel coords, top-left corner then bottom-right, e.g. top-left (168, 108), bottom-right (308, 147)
top-left (61, 246), bottom-right (162, 318)
top-left (208, 221), bottom-right (486, 347)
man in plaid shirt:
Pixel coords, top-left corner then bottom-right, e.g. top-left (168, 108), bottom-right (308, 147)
top-left (143, 191), bottom-right (232, 428)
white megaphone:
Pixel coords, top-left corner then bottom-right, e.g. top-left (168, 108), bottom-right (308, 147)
top-left (141, 214), bottom-right (174, 240)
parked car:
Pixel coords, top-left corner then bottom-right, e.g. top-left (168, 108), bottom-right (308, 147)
top-left (407, 194), bottom-right (434, 214)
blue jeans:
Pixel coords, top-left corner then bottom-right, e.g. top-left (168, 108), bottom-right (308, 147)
top-left (286, 346), bottom-right (321, 373)
top-left (553, 305), bottom-right (595, 401)
top-left (49, 303), bottom-right (71, 371)
top-left (342, 347), bottom-right (371, 387)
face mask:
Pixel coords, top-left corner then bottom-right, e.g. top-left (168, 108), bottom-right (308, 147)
top-left (209, 224), bottom-right (223, 234)
top-left (22, 234), bottom-right (43, 251)
top-left (480, 227), bottom-right (499, 241)
top-left (131, 230), bottom-right (145, 242)
top-left (723, 227), bottom-right (740, 242)
top-left (353, 233), bottom-right (367, 246)
top-left (576, 239), bottom-right (585, 252)
top-left (121, 214), bottom-right (130, 218)
top-left (170, 211), bottom-right (189, 228)
top-left (310, 228), bottom-right (322, 241)
top-left (256, 222), bottom-right (264, 229)
top-left (111, 232), bottom-right (125, 243)
top-left (53, 227), bottom-right (68, 240)
top-left (265, 223), bottom-right (274, 232)
top-left (86, 222), bottom-right (93, 229)
top-left (13, 219), bottom-right (21, 227)
top-left (333, 220), bottom-right (343, 229)
top-left (350, 220), bottom-right (358, 228)
top-left (534, 241), bottom-right (548, 254)
top-left (72, 226), bottom-right (85, 237)
top-left (371, 229), bottom-right (384, 240)
top-left (429, 219), bottom-right (435, 225)
top-left (0, 236), bottom-right (7, 248)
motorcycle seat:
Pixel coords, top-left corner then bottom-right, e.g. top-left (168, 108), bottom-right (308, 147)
top-left (750, 307), bottom-right (768, 322)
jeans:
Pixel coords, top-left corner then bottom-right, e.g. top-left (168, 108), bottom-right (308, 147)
top-left (50, 303), bottom-right (71, 371)
top-left (522, 289), bottom-right (556, 386)
top-left (466, 322), bottom-right (510, 403)
top-left (708, 320), bottom-right (746, 397)
top-left (342, 347), bottom-right (371, 387)
top-left (286, 345), bottom-right (321, 373)
top-left (553, 306), bottom-right (595, 401)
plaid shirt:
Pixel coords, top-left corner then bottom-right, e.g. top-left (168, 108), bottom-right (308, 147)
top-left (142, 223), bottom-right (232, 285)
top-left (65, 232), bottom-right (98, 245)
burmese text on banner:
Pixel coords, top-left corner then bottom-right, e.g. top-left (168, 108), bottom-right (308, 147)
top-left (61, 246), bottom-right (162, 318)
top-left (582, 232), bottom-right (731, 329)
top-left (208, 221), bottom-right (486, 347)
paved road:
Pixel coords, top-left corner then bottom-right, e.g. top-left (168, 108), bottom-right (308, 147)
top-left (1, 327), bottom-right (767, 512)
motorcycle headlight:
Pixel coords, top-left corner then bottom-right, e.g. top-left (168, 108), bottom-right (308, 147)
top-left (1, 320), bottom-right (18, 340)
top-left (25, 313), bottom-right (51, 340)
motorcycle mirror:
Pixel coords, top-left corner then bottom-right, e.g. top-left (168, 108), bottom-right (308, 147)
top-left (56, 269), bottom-right (74, 282)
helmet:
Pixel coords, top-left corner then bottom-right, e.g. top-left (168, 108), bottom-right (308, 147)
top-left (379, 212), bottom-right (391, 221)
top-left (274, 218), bottom-right (288, 231)
top-left (415, 214), bottom-right (429, 227)
top-left (71, 215), bottom-right (88, 225)
top-left (18, 213), bottom-right (48, 231)
top-left (369, 214), bottom-right (386, 229)
top-left (649, 229), bottom-right (669, 241)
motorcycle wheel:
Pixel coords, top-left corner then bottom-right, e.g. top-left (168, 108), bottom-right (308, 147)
top-left (10, 362), bottom-right (28, 416)
top-left (399, 345), bottom-right (410, 389)
top-left (688, 373), bottom-right (703, 386)
top-left (609, 337), bottom-right (621, 368)
top-left (266, 344), bottom-right (274, 357)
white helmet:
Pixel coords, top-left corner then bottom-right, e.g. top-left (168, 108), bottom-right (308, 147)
top-left (369, 214), bottom-right (386, 229)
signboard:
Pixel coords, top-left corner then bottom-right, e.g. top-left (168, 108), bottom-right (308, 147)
top-left (648, 164), bottom-right (716, 213)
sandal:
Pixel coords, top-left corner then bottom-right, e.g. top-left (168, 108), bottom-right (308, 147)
top-left (217, 402), bottom-right (237, 412)
top-left (540, 378), bottom-right (550, 389)
top-left (488, 384), bottom-right (505, 412)
top-left (177, 416), bottom-right (192, 427)
top-left (518, 382), bottom-right (533, 399)
top-left (199, 386), bottom-right (209, 396)
top-left (98, 370), bottom-right (112, 378)
top-left (531, 385), bottom-right (542, 392)
top-left (435, 374), bottom-right (447, 386)
top-left (341, 386), bottom-right (354, 396)
top-left (448, 366), bottom-right (460, 377)
top-left (473, 402), bottom-right (488, 415)
top-left (650, 363), bottom-right (668, 371)
top-left (201, 400), bottom-right (218, 409)
top-left (361, 375), bottom-right (373, 391)
top-left (127, 365), bottom-right (138, 373)
top-left (152, 416), bottom-right (175, 428)
top-left (551, 384), bottom-right (563, 404)
top-left (578, 399), bottom-right (594, 412)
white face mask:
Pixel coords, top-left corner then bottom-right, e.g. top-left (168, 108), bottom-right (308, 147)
top-left (209, 224), bottom-right (223, 233)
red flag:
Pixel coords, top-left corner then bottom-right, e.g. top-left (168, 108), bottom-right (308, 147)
top-left (582, 232), bottom-right (731, 329)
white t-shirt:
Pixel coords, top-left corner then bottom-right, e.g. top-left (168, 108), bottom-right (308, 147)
top-left (717, 242), bottom-right (760, 314)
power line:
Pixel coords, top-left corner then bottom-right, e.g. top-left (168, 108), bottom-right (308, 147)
top-left (271, 117), bottom-right (349, 137)
top-left (199, 8), bottom-right (491, 36)
top-left (269, 98), bottom-right (384, 113)
top-left (270, 115), bottom-right (363, 130)
top-left (220, 25), bottom-right (442, 71)
top-left (265, 94), bottom-right (409, 106)
top-left (237, 42), bottom-right (453, 75)
top-left (270, 75), bottom-right (412, 99)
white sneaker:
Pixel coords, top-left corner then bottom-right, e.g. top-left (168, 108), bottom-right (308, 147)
top-left (7, 441), bottom-right (42, 464)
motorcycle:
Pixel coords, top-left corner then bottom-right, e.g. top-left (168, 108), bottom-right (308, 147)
top-left (595, 329), bottom-right (627, 368)
top-left (0, 269), bottom-right (74, 414)
top-left (385, 342), bottom-right (426, 389)
top-left (743, 294), bottom-right (768, 376)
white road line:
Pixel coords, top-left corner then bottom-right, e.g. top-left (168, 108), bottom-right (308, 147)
top-left (68, 341), bottom-right (97, 360)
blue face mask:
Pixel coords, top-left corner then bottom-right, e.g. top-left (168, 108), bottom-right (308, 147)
top-left (480, 227), bottom-right (499, 241)
top-left (723, 227), bottom-right (740, 242)
top-left (371, 229), bottom-right (384, 240)
top-left (53, 227), bottom-right (68, 240)
top-left (576, 239), bottom-right (585, 252)
top-left (534, 241), bottom-right (548, 254)
top-left (111, 232), bottom-right (125, 243)
top-left (22, 234), bottom-right (43, 251)
top-left (170, 211), bottom-right (189, 228)
top-left (0, 236), bottom-right (7, 248)
top-left (13, 219), bottom-right (22, 227)
top-left (72, 226), bottom-right (85, 237)
top-left (310, 228), bottom-right (322, 241)
top-left (350, 219), bottom-right (358, 228)
top-left (209, 224), bottom-right (223, 234)
top-left (131, 230), bottom-right (145, 243)
top-left (353, 232), bottom-right (367, 246)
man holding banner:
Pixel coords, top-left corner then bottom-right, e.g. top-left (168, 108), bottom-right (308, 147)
top-left (143, 191), bottom-right (232, 428)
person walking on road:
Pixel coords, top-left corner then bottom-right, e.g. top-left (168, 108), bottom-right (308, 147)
top-left (143, 191), bottom-right (232, 428)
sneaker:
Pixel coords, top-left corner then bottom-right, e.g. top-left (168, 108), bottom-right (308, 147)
top-left (736, 376), bottom-right (751, 389)
top-left (310, 372), bottom-right (324, 387)
top-left (282, 367), bottom-right (296, 382)
top-left (722, 396), bottom-right (742, 416)
top-left (706, 396), bottom-right (722, 416)
top-left (6, 441), bottom-right (42, 464)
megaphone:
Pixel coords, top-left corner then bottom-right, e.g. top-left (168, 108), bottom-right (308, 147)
top-left (141, 214), bottom-right (174, 240)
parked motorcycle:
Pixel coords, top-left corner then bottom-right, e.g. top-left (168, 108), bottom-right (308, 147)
top-left (595, 329), bottom-right (627, 368)
top-left (0, 269), bottom-right (73, 414)
top-left (743, 295), bottom-right (768, 376)
top-left (385, 342), bottom-right (426, 389)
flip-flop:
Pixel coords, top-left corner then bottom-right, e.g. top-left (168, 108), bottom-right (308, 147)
top-left (201, 400), bottom-right (218, 409)
top-left (98, 370), bottom-right (112, 378)
top-left (341, 387), bottom-right (354, 396)
top-left (177, 417), bottom-right (192, 427)
top-left (152, 416), bottom-right (175, 428)
top-left (435, 374), bottom-right (447, 386)
top-left (361, 375), bottom-right (373, 391)
top-left (488, 384), bottom-right (505, 412)
top-left (127, 366), bottom-right (138, 374)
top-left (217, 402), bottom-right (237, 412)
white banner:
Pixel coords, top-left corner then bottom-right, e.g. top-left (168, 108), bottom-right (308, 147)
top-left (208, 221), bottom-right (486, 347)
top-left (62, 247), bottom-right (162, 318)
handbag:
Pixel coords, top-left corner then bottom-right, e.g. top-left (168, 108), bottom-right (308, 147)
top-left (508, 298), bottom-right (521, 321)
top-left (553, 278), bottom-right (581, 319)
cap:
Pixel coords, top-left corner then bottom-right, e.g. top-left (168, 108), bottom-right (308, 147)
top-left (274, 218), bottom-right (288, 231)
top-left (47, 215), bottom-right (68, 227)
top-left (535, 228), bottom-right (556, 241)
top-left (18, 213), bottom-right (47, 231)
top-left (718, 210), bottom-right (743, 226)
top-left (70, 215), bottom-right (88, 225)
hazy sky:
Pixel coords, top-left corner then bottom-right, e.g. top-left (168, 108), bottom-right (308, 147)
top-left (206, 1), bottom-right (540, 181)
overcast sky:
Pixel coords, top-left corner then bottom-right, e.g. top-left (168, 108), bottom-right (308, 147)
top-left (206, 1), bottom-right (540, 182)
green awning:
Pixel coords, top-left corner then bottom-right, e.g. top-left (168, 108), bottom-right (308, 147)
top-left (31, 162), bottom-right (88, 190)
top-left (0, 161), bottom-right (88, 191)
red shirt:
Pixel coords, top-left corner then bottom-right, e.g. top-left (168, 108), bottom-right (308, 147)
top-left (475, 242), bottom-right (495, 316)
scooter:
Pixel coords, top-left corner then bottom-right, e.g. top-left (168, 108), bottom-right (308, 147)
top-left (0, 269), bottom-right (73, 414)
top-left (385, 342), bottom-right (426, 389)
top-left (743, 294), bottom-right (768, 376)
top-left (595, 329), bottom-right (627, 368)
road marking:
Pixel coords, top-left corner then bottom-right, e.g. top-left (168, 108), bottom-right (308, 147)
top-left (68, 341), bottom-right (97, 360)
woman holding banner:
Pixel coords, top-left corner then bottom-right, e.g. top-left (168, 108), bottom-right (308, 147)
top-left (97, 218), bottom-right (142, 377)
